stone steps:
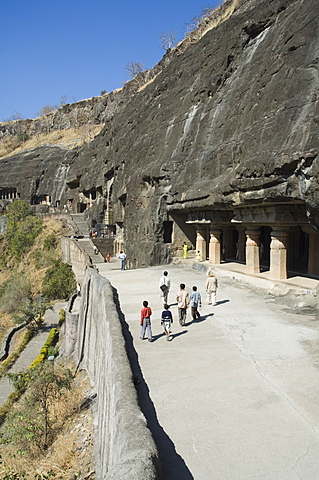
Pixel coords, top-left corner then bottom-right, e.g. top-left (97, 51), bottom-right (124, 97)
top-left (78, 239), bottom-right (105, 264)
top-left (70, 213), bottom-right (90, 237)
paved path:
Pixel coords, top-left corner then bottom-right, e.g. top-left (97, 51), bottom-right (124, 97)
top-left (0, 302), bottom-right (66, 407)
top-left (98, 259), bottom-right (319, 480)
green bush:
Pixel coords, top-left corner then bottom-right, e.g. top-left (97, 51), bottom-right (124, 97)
top-left (29, 327), bottom-right (58, 370)
top-left (58, 308), bottom-right (65, 326)
top-left (43, 233), bottom-right (58, 250)
top-left (4, 201), bottom-right (43, 260)
top-left (17, 132), bottom-right (29, 143)
top-left (42, 261), bottom-right (76, 300)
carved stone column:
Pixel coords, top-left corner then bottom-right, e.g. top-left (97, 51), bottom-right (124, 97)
top-left (195, 227), bottom-right (207, 261)
top-left (269, 229), bottom-right (288, 279)
top-left (209, 229), bottom-right (221, 265)
top-left (308, 230), bottom-right (319, 276)
top-left (245, 228), bottom-right (260, 274)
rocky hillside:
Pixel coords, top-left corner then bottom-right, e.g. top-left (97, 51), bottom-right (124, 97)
top-left (0, 0), bottom-right (318, 267)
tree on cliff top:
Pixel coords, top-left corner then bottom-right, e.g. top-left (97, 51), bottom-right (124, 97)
top-left (159, 31), bottom-right (177, 51)
top-left (125, 61), bottom-right (145, 79)
top-left (185, 5), bottom-right (216, 34)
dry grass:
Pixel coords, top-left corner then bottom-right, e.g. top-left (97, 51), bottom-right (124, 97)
top-left (0, 370), bottom-right (95, 478)
top-left (199, 0), bottom-right (246, 37)
top-left (137, 72), bottom-right (161, 93)
top-left (0, 124), bottom-right (104, 160)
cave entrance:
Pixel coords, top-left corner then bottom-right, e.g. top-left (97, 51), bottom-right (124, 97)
top-left (163, 221), bottom-right (173, 243)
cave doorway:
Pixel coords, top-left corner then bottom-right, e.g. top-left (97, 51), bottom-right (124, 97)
top-left (163, 221), bottom-right (173, 243)
top-left (288, 227), bottom-right (309, 273)
top-left (260, 226), bottom-right (271, 270)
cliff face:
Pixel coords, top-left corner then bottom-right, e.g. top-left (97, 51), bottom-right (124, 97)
top-left (1, 0), bottom-right (318, 267)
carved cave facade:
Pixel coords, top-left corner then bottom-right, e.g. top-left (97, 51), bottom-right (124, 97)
top-left (0, 0), bottom-right (319, 282)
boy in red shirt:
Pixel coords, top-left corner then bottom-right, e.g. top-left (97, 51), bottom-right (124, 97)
top-left (140, 300), bottom-right (153, 342)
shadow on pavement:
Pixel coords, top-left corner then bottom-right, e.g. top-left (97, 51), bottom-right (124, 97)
top-left (170, 330), bottom-right (188, 340)
top-left (190, 313), bottom-right (214, 324)
top-left (152, 332), bottom-right (166, 342)
top-left (113, 287), bottom-right (194, 480)
top-left (216, 299), bottom-right (230, 306)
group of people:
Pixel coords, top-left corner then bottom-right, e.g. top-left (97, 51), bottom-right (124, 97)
top-left (140, 269), bottom-right (218, 343)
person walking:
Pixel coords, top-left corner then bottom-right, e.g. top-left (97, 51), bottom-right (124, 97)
top-left (159, 271), bottom-right (170, 305)
top-left (176, 283), bottom-right (190, 326)
top-left (118, 251), bottom-right (126, 270)
top-left (189, 285), bottom-right (202, 321)
top-left (205, 270), bottom-right (218, 305)
top-left (140, 300), bottom-right (153, 342)
top-left (161, 304), bottom-right (173, 341)
top-left (105, 252), bottom-right (111, 263)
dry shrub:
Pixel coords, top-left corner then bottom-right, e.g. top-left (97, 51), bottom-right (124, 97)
top-left (0, 370), bottom-right (94, 478)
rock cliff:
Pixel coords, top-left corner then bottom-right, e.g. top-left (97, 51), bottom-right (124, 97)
top-left (1, 0), bottom-right (318, 268)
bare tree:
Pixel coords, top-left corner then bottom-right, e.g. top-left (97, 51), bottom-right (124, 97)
top-left (125, 61), bottom-right (145, 79)
top-left (37, 105), bottom-right (57, 117)
top-left (3, 111), bottom-right (28, 141)
top-left (159, 31), bottom-right (177, 51)
top-left (4, 111), bottom-right (24, 122)
top-left (185, 5), bottom-right (216, 34)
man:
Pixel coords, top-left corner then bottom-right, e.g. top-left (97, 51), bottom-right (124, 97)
top-left (189, 285), bottom-right (201, 321)
top-left (118, 251), bottom-right (126, 270)
top-left (205, 270), bottom-right (218, 305)
top-left (176, 283), bottom-right (189, 326)
top-left (159, 271), bottom-right (170, 305)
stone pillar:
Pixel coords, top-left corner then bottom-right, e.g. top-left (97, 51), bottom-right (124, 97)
top-left (209, 229), bottom-right (221, 265)
top-left (195, 227), bottom-right (207, 261)
top-left (245, 228), bottom-right (260, 274)
top-left (269, 229), bottom-right (288, 279)
top-left (308, 230), bottom-right (319, 276)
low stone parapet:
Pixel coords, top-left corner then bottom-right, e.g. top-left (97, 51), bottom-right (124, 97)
top-left (67, 266), bottom-right (162, 479)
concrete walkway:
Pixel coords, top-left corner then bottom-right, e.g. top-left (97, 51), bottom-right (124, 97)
top-left (97, 258), bottom-right (319, 480)
top-left (0, 302), bottom-right (66, 407)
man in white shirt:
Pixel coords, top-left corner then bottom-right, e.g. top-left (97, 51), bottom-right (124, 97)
top-left (159, 271), bottom-right (170, 305)
top-left (118, 251), bottom-right (127, 270)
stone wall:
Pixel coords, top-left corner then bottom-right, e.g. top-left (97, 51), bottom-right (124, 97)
top-left (71, 267), bottom-right (161, 479)
top-left (62, 238), bottom-right (161, 479)
top-left (61, 236), bottom-right (90, 283)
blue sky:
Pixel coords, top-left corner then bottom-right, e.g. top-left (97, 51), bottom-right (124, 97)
top-left (0, 0), bottom-right (219, 121)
